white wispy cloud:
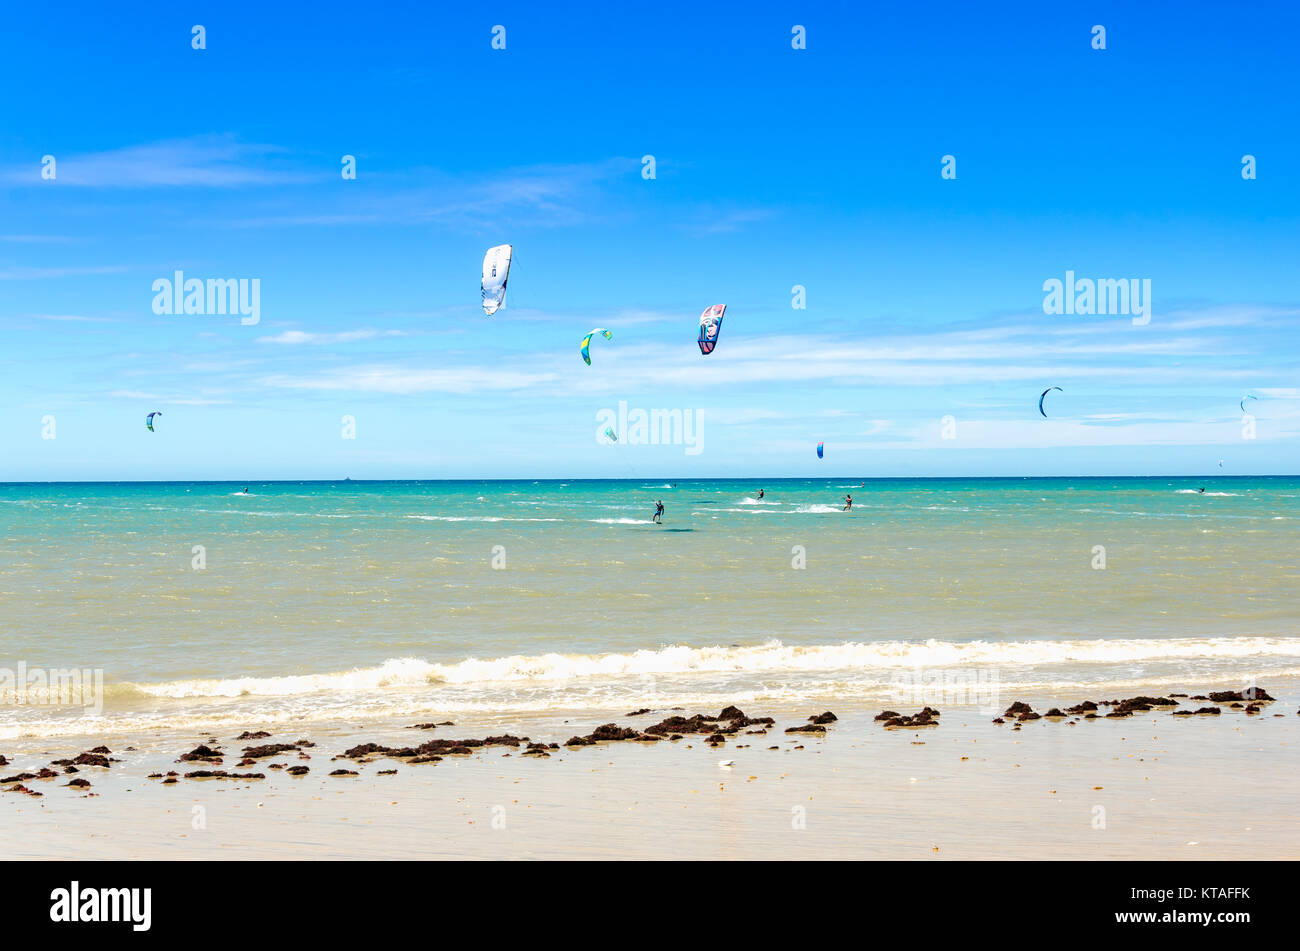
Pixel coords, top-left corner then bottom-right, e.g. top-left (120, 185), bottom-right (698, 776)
top-left (685, 208), bottom-right (774, 235)
top-left (257, 329), bottom-right (408, 345)
top-left (496, 307), bottom-right (686, 326)
top-left (703, 408), bottom-right (801, 425)
top-left (83, 301), bottom-right (1295, 456)
top-left (1153, 305), bottom-right (1299, 331)
top-left (545, 335), bottom-right (1251, 393)
top-left (262, 365), bottom-right (560, 394)
top-left (0, 234), bottom-right (77, 244)
top-left (107, 390), bottom-right (230, 405)
top-left (840, 416), bottom-right (1300, 451)
top-left (0, 265), bottom-right (129, 280)
top-left (234, 157), bottom-right (637, 229)
top-left (27, 313), bottom-right (116, 323)
top-left (252, 314), bottom-right (1281, 399)
top-left (1, 135), bottom-right (312, 188)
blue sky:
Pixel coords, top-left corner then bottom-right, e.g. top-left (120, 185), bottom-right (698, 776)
top-left (2, 1), bottom-right (1298, 480)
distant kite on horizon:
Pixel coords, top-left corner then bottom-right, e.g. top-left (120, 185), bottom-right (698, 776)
top-left (816, 442), bottom-right (824, 459)
top-left (1039, 387), bottom-right (1063, 418)
top-left (146, 411), bottom-right (162, 432)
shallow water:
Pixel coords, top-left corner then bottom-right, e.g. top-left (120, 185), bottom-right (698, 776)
top-left (2, 477), bottom-right (1297, 739)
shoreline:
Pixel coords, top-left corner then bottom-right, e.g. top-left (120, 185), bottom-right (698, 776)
top-left (8, 634), bottom-right (1300, 745)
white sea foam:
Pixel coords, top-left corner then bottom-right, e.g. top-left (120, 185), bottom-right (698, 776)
top-left (6, 639), bottom-right (1298, 741)
top-left (135, 656), bottom-right (438, 699)
top-left (128, 636), bottom-right (1300, 700)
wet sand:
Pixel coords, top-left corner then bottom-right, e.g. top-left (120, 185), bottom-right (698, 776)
top-left (3, 688), bottom-right (1297, 860)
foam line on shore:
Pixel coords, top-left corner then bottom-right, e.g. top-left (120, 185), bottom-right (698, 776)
top-left (120, 635), bottom-right (1300, 699)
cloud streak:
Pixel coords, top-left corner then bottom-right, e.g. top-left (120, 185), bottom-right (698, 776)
top-left (257, 329), bottom-right (408, 345)
top-left (2, 135), bottom-right (313, 188)
top-left (0, 265), bottom-right (129, 280)
top-left (262, 365), bottom-right (561, 395)
top-left (233, 157), bottom-right (638, 230)
top-left (254, 315), bottom-right (1281, 399)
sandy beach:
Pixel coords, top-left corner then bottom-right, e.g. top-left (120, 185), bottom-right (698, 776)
top-left (5, 683), bottom-right (1297, 861)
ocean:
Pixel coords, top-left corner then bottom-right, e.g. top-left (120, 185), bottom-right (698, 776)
top-left (2, 477), bottom-right (1298, 742)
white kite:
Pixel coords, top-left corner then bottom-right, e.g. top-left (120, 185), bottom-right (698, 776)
top-left (481, 244), bottom-right (513, 316)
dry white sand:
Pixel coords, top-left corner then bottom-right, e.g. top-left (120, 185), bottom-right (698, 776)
top-left (3, 693), bottom-right (1297, 860)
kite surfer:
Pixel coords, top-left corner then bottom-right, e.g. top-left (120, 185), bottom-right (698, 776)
top-left (757, 488), bottom-right (764, 499)
top-left (653, 500), bottom-right (664, 523)
top-left (843, 494), bottom-right (853, 511)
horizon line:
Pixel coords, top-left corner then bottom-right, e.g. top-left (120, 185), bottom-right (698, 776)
top-left (2, 474), bottom-right (1297, 486)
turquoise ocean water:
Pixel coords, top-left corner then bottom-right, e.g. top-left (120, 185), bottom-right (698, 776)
top-left (2, 477), bottom-right (1298, 740)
